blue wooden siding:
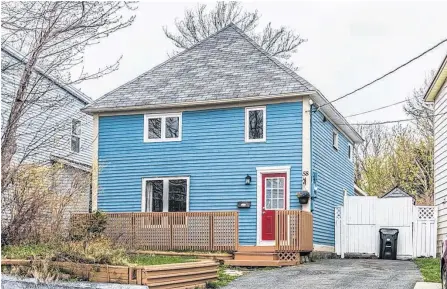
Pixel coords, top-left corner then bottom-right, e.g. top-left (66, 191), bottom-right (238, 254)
top-left (311, 109), bottom-right (354, 246)
top-left (98, 102), bottom-right (303, 245)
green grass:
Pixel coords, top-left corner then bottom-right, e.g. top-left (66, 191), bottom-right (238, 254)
top-left (127, 254), bottom-right (196, 266)
top-left (2, 244), bottom-right (54, 259)
top-left (2, 245), bottom-right (196, 267)
top-left (414, 258), bottom-right (441, 283)
top-left (206, 266), bottom-right (239, 288)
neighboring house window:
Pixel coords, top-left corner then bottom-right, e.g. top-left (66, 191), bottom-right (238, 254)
top-left (245, 106), bottom-right (266, 142)
top-left (71, 119), bottom-right (81, 153)
top-left (348, 143), bottom-right (353, 162)
top-left (144, 113), bottom-right (182, 142)
top-left (332, 130), bottom-right (339, 150)
top-left (143, 177), bottom-right (189, 212)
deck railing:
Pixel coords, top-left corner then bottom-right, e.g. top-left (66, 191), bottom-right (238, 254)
top-left (71, 211), bottom-right (239, 252)
top-left (275, 210), bottom-right (313, 252)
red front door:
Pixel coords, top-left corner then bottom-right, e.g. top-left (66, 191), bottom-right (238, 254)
top-left (261, 173), bottom-right (287, 241)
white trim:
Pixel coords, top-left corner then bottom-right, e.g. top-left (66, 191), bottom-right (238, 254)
top-left (144, 113), bottom-right (182, 143)
top-left (91, 115), bottom-right (98, 211)
top-left (314, 244), bottom-right (334, 252)
top-left (245, 106), bottom-right (266, 143)
top-left (256, 166), bottom-right (291, 246)
top-left (332, 130), bottom-right (339, 150)
top-left (348, 143), bottom-right (353, 162)
top-left (85, 92), bottom-right (309, 114)
top-left (141, 176), bottom-right (190, 212)
top-left (302, 96), bottom-right (311, 212)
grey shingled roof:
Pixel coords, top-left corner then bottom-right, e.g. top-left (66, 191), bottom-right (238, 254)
top-left (84, 24), bottom-right (315, 112)
top-left (84, 23), bottom-right (363, 144)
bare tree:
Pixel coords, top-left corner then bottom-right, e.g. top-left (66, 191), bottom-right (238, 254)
top-left (1, 2), bottom-right (137, 193)
top-left (163, 2), bottom-right (306, 69)
top-left (404, 72), bottom-right (435, 141)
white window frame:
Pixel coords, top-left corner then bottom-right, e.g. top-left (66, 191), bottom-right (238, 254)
top-left (144, 113), bottom-right (182, 143)
top-left (245, 106), bottom-right (266, 143)
top-left (348, 143), bottom-right (353, 162)
top-left (71, 118), bottom-right (81, 153)
top-left (332, 130), bottom-right (339, 150)
top-left (141, 176), bottom-right (190, 212)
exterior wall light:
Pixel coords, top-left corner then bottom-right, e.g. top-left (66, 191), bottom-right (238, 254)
top-left (245, 174), bottom-right (251, 185)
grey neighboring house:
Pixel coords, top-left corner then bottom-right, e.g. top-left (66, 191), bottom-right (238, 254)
top-left (1, 45), bottom-right (93, 218)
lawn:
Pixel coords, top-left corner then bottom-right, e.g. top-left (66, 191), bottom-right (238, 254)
top-left (1, 244), bottom-right (196, 266)
top-left (414, 258), bottom-right (441, 283)
top-left (127, 254), bottom-right (196, 266)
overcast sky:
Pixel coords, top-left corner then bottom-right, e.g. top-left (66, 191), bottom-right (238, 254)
top-left (77, 1), bottom-right (447, 124)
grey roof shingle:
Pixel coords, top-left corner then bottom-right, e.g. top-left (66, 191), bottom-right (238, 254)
top-left (84, 24), bottom-right (316, 112)
top-left (84, 23), bottom-right (363, 144)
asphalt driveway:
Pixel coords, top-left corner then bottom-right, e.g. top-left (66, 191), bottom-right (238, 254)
top-left (223, 259), bottom-right (423, 289)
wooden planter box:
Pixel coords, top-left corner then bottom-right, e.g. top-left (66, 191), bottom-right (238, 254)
top-left (2, 259), bottom-right (218, 289)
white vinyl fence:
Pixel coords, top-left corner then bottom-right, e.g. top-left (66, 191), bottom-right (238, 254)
top-left (335, 195), bottom-right (437, 259)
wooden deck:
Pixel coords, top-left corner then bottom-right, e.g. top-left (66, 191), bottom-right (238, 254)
top-left (225, 246), bottom-right (299, 267)
top-left (71, 210), bottom-right (313, 267)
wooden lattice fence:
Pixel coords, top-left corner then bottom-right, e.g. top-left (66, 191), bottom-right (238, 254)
top-left (70, 211), bottom-right (239, 252)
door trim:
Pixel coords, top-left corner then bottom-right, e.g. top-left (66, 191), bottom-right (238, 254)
top-left (256, 166), bottom-right (291, 246)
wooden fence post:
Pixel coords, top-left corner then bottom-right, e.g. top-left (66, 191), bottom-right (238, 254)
top-left (209, 214), bottom-right (214, 251)
top-left (131, 213), bottom-right (136, 250)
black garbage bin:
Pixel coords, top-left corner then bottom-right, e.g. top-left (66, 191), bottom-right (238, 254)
top-left (379, 228), bottom-right (399, 260)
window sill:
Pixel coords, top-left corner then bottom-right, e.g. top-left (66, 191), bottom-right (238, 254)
top-left (245, 139), bottom-right (266, 143)
top-left (144, 138), bottom-right (182, 143)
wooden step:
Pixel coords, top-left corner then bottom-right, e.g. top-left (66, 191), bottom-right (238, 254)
top-left (224, 259), bottom-right (298, 267)
top-left (234, 252), bottom-right (278, 261)
top-left (237, 246), bottom-right (276, 252)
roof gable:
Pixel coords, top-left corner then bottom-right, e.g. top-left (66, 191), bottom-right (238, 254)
top-left (84, 24), bottom-right (314, 112)
top-left (84, 23), bottom-right (363, 144)
top-left (381, 187), bottom-right (413, 199)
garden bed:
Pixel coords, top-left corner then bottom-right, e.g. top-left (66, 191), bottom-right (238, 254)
top-left (2, 259), bottom-right (219, 288)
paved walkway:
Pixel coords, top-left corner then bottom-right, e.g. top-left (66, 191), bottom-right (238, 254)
top-left (414, 283), bottom-right (442, 289)
top-left (223, 259), bottom-right (423, 289)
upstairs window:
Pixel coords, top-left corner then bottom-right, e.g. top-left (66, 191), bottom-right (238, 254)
top-left (143, 177), bottom-right (189, 212)
top-left (348, 143), bottom-right (353, 162)
top-left (144, 113), bottom-right (182, 142)
top-left (71, 119), bottom-right (81, 153)
top-left (245, 106), bottom-right (266, 142)
top-left (332, 130), bottom-right (339, 150)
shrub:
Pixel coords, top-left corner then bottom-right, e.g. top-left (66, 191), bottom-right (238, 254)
top-left (2, 163), bottom-right (90, 245)
top-left (69, 210), bottom-right (107, 242)
top-left (53, 237), bottom-right (128, 265)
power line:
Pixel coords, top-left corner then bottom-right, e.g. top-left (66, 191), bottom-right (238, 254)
top-left (344, 99), bottom-right (407, 118)
top-left (340, 112), bottom-right (444, 126)
top-left (318, 38), bottom-right (447, 109)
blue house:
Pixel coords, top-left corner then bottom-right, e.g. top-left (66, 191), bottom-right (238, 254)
top-left (83, 24), bottom-right (362, 257)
